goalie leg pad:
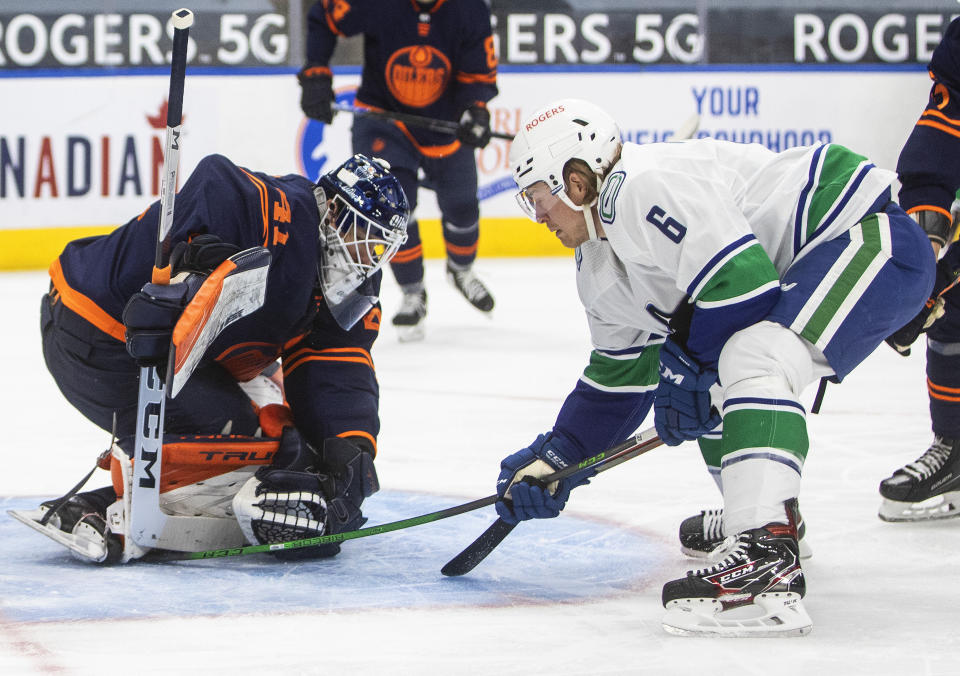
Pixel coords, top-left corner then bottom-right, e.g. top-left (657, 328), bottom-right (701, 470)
top-left (110, 433), bottom-right (282, 556)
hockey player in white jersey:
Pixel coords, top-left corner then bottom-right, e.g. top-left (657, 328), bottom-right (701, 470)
top-left (492, 99), bottom-right (935, 636)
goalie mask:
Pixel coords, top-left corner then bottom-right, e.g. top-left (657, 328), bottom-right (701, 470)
top-left (509, 99), bottom-right (621, 239)
top-left (315, 154), bottom-right (409, 329)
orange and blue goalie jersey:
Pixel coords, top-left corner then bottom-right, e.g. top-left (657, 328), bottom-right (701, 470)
top-left (897, 16), bottom-right (960, 218)
top-left (50, 154), bottom-right (382, 452)
top-left (307, 0), bottom-right (498, 153)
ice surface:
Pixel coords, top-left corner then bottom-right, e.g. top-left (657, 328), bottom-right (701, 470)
top-left (1, 259), bottom-right (959, 675)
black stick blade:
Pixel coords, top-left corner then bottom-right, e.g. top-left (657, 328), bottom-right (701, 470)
top-left (441, 518), bottom-right (516, 577)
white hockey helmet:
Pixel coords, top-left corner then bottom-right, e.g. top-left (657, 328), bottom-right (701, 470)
top-left (509, 99), bottom-right (621, 221)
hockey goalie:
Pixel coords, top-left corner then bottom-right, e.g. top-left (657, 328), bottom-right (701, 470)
top-left (13, 153), bottom-right (409, 564)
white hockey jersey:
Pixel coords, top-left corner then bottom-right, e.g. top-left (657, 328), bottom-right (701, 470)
top-left (555, 139), bottom-right (896, 452)
top-left (578, 139), bottom-right (895, 361)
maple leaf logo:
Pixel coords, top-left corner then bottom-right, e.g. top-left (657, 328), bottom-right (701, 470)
top-left (146, 100), bottom-right (186, 129)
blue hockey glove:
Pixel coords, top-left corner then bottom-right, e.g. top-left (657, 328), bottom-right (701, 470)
top-left (122, 235), bottom-right (241, 367)
top-left (495, 432), bottom-right (592, 525)
top-left (458, 104), bottom-right (492, 148)
top-left (885, 254), bottom-right (960, 356)
top-left (122, 280), bottom-right (196, 367)
top-left (654, 340), bottom-right (722, 446)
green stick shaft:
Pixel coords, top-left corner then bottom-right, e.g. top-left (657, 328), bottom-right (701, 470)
top-left (149, 430), bottom-right (657, 562)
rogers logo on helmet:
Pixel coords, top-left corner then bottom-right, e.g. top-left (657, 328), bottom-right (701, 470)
top-left (525, 104), bottom-right (566, 132)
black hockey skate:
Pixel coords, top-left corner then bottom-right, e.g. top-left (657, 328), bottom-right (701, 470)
top-left (8, 487), bottom-right (123, 564)
top-left (447, 265), bottom-right (494, 313)
top-left (679, 505), bottom-right (812, 559)
top-left (662, 500), bottom-right (811, 637)
top-left (392, 289), bottom-right (427, 342)
top-left (879, 435), bottom-right (960, 522)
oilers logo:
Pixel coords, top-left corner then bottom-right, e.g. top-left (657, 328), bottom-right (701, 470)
top-left (385, 45), bottom-right (451, 108)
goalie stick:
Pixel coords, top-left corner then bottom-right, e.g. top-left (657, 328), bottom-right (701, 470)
top-left (440, 426), bottom-right (663, 577)
top-left (126, 11), bottom-right (271, 556)
top-left (332, 102), bottom-right (514, 141)
top-left (128, 7), bottom-right (194, 550)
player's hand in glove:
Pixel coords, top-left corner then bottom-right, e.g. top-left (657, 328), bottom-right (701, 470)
top-left (297, 64), bottom-right (334, 123)
top-left (886, 253), bottom-right (960, 356)
top-left (495, 432), bottom-right (592, 525)
top-left (654, 339), bottom-right (722, 446)
top-left (122, 235), bottom-right (241, 367)
top-left (233, 430), bottom-right (379, 560)
top-left (457, 103), bottom-right (492, 148)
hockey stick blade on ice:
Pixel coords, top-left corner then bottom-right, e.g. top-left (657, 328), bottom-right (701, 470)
top-left (440, 427), bottom-right (663, 577)
top-left (332, 103), bottom-right (514, 141)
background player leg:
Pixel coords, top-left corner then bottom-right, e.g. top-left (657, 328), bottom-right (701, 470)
top-left (426, 147), bottom-right (494, 314)
top-left (351, 116), bottom-right (428, 341)
top-left (879, 339), bottom-right (960, 520)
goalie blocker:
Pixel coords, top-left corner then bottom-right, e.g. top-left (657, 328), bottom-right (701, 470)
top-left (9, 405), bottom-right (379, 564)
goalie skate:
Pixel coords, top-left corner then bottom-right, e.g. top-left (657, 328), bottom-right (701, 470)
top-left (662, 501), bottom-right (811, 637)
top-left (8, 491), bottom-right (123, 565)
top-left (680, 506), bottom-right (812, 559)
top-left (879, 435), bottom-right (960, 522)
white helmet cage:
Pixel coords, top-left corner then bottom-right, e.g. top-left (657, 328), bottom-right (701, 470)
top-left (509, 99), bottom-right (622, 221)
top-left (316, 154), bottom-right (409, 329)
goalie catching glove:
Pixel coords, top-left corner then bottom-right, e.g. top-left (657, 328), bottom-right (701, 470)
top-left (122, 234), bottom-right (242, 367)
top-left (233, 428), bottom-right (379, 560)
top-left (495, 431), bottom-right (593, 525)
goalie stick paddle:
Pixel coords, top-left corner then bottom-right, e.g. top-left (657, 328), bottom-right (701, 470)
top-left (440, 427), bottom-right (663, 577)
top-left (129, 8), bottom-right (194, 549)
top-left (332, 102), bottom-right (514, 141)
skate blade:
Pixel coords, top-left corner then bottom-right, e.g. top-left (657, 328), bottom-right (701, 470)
top-left (662, 592), bottom-right (812, 637)
top-left (395, 324), bottom-right (425, 343)
top-left (879, 492), bottom-right (960, 522)
top-left (7, 509), bottom-right (110, 563)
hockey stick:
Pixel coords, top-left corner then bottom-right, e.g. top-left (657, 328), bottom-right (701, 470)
top-left (673, 112), bottom-right (701, 141)
top-left (441, 426), bottom-right (663, 577)
top-left (129, 8), bottom-right (193, 549)
top-left (145, 433), bottom-right (655, 562)
top-left (332, 102), bottom-right (514, 141)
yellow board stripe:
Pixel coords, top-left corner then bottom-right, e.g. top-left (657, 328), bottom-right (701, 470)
top-left (0, 218), bottom-right (571, 270)
top-left (0, 226), bottom-right (117, 271)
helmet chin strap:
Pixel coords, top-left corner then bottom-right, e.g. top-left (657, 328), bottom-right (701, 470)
top-left (582, 201), bottom-right (599, 240)
top-left (580, 173), bottom-right (604, 240)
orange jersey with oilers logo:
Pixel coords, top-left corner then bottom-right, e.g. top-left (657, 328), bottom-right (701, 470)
top-left (306, 0), bottom-right (497, 153)
top-left (50, 154), bottom-right (383, 452)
